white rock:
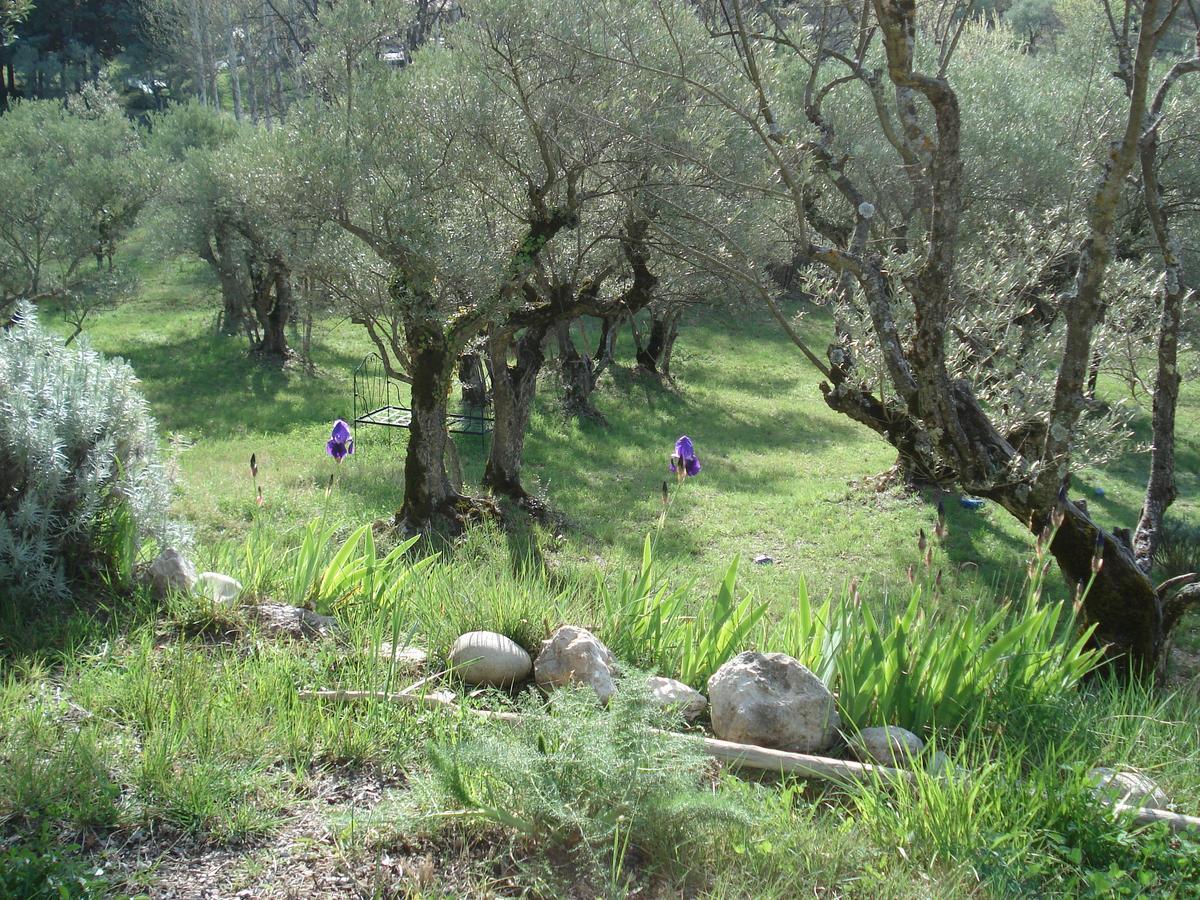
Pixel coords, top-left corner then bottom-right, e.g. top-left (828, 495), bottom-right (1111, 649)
top-left (194, 572), bottom-right (243, 605)
top-left (1088, 767), bottom-right (1169, 809)
top-left (645, 676), bottom-right (707, 722)
top-left (376, 643), bottom-right (428, 670)
top-left (847, 726), bottom-right (925, 766)
top-left (534, 625), bottom-right (618, 703)
top-left (449, 631), bottom-right (532, 687)
top-left (249, 603), bottom-right (336, 639)
top-left (147, 548), bottom-right (197, 598)
top-left (707, 651), bottom-right (840, 753)
top-left (929, 750), bottom-right (954, 777)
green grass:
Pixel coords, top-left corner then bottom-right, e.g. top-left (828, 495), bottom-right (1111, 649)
top-left (46, 226), bottom-right (1200, 615)
top-left (4, 232), bottom-right (1199, 896)
top-left (3, 561), bottom-right (1195, 896)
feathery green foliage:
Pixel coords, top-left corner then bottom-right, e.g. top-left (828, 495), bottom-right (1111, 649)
top-left (421, 679), bottom-right (752, 889)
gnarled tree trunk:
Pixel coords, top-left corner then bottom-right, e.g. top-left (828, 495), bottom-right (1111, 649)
top-left (593, 314), bottom-right (621, 376)
top-left (458, 351), bottom-right (489, 408)
top-left (556, 320), bottom-right (604, 422)
top-left (254, 253), bottom-right (293, 360)
top-left (483, 325), bottom-right (548, 503)
top-left (1131, 45), bottom-right (1200, 574)
top-left (634, 309), bottom-right (681, 378)
top-left (200, 226), bottom-right (249, 338)
top-left (399, 317), bottom-right (461, 528)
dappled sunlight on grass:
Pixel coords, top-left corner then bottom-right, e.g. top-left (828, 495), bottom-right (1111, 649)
top-left (40, 253), bottom-right (1200, 622)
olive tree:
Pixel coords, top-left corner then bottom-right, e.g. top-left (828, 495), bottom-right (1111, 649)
top-left (296, 0), bottom-right (653, 526)
top-left (577, 0), bottom-right (1197, 674)
top-left (149, 103), bottom-right (309, 361)
top-left (0, 90), bottom-right (151, 331)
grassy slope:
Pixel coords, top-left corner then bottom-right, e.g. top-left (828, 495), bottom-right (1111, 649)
top-left (7, 234), bottom-right (1198, 897)
top-left (44, 230), bottom-right (1200, 617)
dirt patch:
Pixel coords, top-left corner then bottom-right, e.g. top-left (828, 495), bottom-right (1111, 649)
top-left (91, 773), bottom-right (405, 899)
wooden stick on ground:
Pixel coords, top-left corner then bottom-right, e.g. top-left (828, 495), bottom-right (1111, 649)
top-left (298, 686), bottom-right (1200, 834)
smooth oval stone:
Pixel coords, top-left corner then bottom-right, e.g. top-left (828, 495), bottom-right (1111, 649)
top-left (449, 631), bottom-right (532, 687)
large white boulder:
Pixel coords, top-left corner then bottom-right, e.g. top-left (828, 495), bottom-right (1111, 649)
top-left (707, 651), bottom-right (840, 753)
top-left (195, 572), bottom-right (243, 605)
top-left (534, 625), bottom-right (618, 703)
top-left (646, 676), bottom-right (707, 722)
top-left (449, 631), bottom-right (533, 687)
top-left (1088, 767), bottom-right (1169, 809)
top-left (147, 548), bottom-right (197, 598)
top-left (846, 726), bottom-right (925, 767)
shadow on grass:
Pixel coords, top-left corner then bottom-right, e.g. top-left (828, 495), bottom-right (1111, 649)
top-left (0, 585), bottom-right (157, 665)
top-left (112, 333), bottom-right (365, 435)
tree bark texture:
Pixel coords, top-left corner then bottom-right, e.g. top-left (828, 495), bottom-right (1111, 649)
top-left (483, 325), bottom-right (548, 501)
top-left (556, 320), bottom-right (603, 422)
top-left (399, 314), bottom-right (461, 527)
top-left (1132, 44), bottom-right (1200, 574)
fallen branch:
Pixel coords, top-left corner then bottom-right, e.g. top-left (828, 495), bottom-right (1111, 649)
top-left (299, 687), bottom-right (900, 783)
top-left (1156, 572), bottom-right (1200, 597)
top-left (695, 733), bottom-right (911, 786)
top-left (1114, 802), bottom-right (1200, 833)
top-left (298, 686), bottom-right (1200, 834)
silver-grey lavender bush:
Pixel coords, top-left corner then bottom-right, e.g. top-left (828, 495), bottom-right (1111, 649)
top-left (0, 303), bottom-right (186, 602)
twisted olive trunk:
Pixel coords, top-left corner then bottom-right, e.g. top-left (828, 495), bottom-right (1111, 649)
top-left (254, 254), bottom-right (293, 360)
top-left (1132, 46), bottom-right (1200, 572)
top-left (556, 320), bottom-right (603, 423)
top-left (458, 352), bottom-right (489, 407)
top-left (399, 320), bottom-right (460, 528)
top-left (821, 370), bottom-right (1164, 675)
top-left (200, 227), bottom-right (249, 339)
top-left (483, 326), bottom-right (547, 502)
top-left (634, 310), bottom-right (682, 377)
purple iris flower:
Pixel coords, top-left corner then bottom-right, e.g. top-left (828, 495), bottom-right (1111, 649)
top-left (669, 435), bottom-right (701, 477)
top-left (326, 419), bottom-right (354, 462)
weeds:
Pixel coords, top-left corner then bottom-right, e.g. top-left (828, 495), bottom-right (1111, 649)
top-left (0, 521), bottom-right (1195, 896)
top-left (0, 835), bottom-right (108, 899)
top-left (1154, 519), bottom-right (1200, 585)
top-left (599, 535), bottom-right (768, 689)
top-left (418, 678), bottom-right (753, 891)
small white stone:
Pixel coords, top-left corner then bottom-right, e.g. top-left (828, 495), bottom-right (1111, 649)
top-left (645, 676), bottom-right (707, 722)
top-left (846, 726), bottom-right (925, 766)
top-left (449, 631), bottom-right (532, 687)
top-left (195, 572), bottom-right (243, 604)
